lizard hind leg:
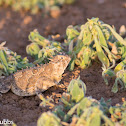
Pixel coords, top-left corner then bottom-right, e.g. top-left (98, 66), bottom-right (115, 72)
top-left (0, 76), bottom-right (12, 93)
top-left (35, 77), bottom-right (56, 107)
top-left (35, 76), bottom-right (57, 94)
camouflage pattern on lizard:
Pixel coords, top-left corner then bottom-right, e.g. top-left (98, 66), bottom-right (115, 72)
top-left (0, 54), bottom-right (71, 96)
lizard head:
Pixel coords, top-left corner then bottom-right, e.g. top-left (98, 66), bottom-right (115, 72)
top-left (50, 54), bottom-right (71, 75)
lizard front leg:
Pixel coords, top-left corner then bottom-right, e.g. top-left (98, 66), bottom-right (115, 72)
top-left (35, 76), bottom-right (56, 107)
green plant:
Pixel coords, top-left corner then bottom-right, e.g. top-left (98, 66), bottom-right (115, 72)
top-left (66, 18), bottom-right (124, 70)
top-left (112, 66), bottom-right (126, 93)
top-left (26, 29), bottom-right (63, 64)
top-left (0, 0), bottom-right (40, 14)
top-left (37, 112), bottom-right (61, 126)
top-left (37, 78), bottom-right (126, 126)
top-left (0, 42), bottom-right (33, 76)
top-left (66, 17), bottom-right (126, 93)
top-left (67, 76), bottom-right (86, 103)
top-left (0, 0), bottom-right (76, 15)
top-left (109, 98), bottom-right (126, 125)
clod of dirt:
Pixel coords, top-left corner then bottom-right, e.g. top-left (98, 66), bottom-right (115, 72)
top-left (50, 9), bottom-right (61, 19)
top-left (23, 16), bottom-right (32, 25)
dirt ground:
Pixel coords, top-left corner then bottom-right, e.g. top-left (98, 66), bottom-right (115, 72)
top-left (0, 0), bottom-right (126, 125)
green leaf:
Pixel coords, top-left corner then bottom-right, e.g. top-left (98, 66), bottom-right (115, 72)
top-left (111, 79), bottom-right (119, 93)
top-left (37, 112), bottom-right (61, 126)
top-left (26, 42), bottom-right (40, 58)
top-left (102, 24), bottom-right (126, 46)
top-left (67, 78), bottom-right (86, 103)
top-left (89, 114), bottom-right (101, 126)
top-left (94, 36), bottom-right (110, 68)
top-left (0, 50), bottom-right (9, 75)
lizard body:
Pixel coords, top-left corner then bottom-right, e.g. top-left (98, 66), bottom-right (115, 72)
top-left (0, 55), bottom-right (71, 96)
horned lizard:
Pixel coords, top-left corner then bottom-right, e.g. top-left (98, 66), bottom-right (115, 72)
top-left (0, 54), bottom-right (71, 97)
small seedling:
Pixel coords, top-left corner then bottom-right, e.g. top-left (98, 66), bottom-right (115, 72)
top-left (0, 42), bottom-right (33, 76)
top-left (26, 30), bottom-right (62, 64)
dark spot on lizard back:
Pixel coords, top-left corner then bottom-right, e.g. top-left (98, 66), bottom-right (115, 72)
top-left (32, 68), bottom-right (38, 74)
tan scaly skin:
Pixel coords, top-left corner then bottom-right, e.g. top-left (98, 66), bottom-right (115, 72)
top-left (0, 55), bottom-right (71, 100)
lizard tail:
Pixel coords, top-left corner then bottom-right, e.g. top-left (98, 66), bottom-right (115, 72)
top-left (0, 76), bottom-right (12, 93)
